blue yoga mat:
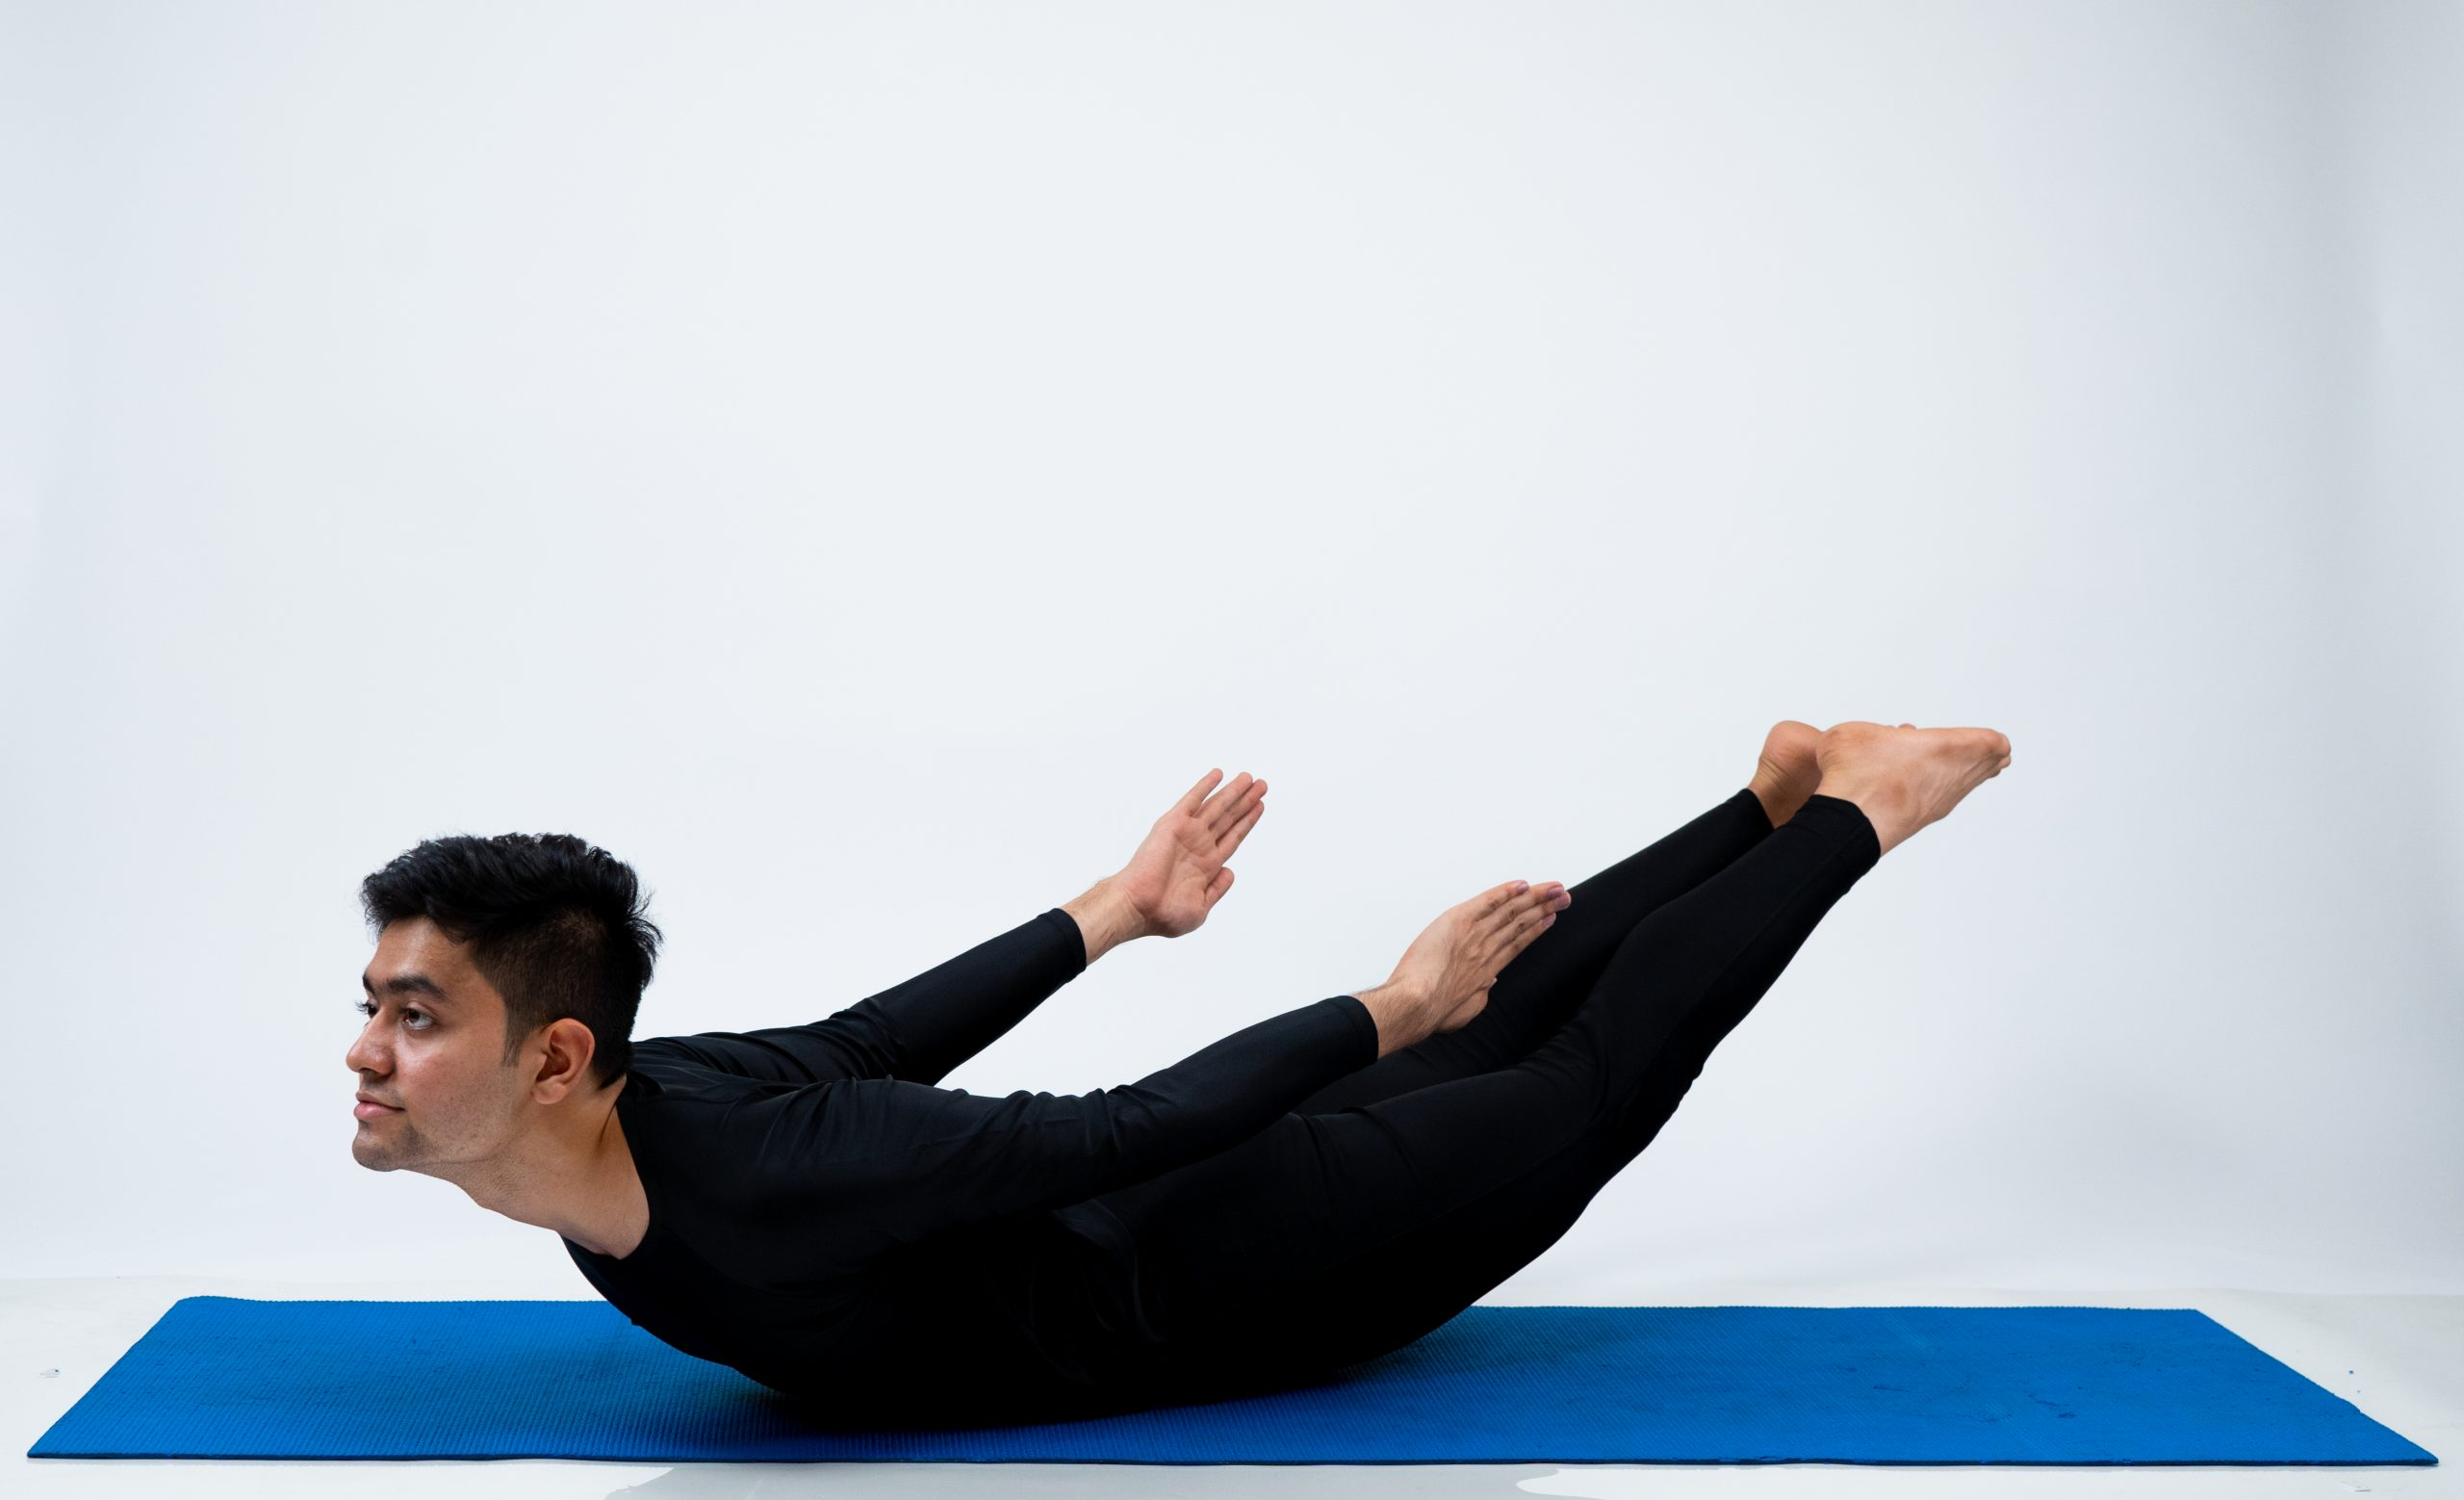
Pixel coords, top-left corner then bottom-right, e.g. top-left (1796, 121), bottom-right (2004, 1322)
top-left (27, 1297), bottom-right (2435, 1465)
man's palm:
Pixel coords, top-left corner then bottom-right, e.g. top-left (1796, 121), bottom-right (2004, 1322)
top-left (1115, 768), bottom-right (1267, 939)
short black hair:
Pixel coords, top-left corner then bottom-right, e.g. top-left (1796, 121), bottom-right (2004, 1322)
top-left (357, 832), bottom-right (662, 1089)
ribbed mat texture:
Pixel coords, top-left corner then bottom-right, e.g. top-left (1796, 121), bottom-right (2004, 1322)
top-left (27, 1298), bottom-right (2436, 1464)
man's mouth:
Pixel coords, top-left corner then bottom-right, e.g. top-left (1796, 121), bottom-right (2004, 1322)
top-left (354, 1099), bottom-right (401, 1118)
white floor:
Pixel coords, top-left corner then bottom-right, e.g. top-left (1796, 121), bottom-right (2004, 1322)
top-left (7, 1278), bottom-right (2454, 1498)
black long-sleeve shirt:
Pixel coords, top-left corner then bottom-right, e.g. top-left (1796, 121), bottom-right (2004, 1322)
top-left (561, 906), bottom-right (1381, 1425)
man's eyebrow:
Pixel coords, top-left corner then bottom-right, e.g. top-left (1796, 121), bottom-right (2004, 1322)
top-left (361, 972), bottom-right (451, 1002)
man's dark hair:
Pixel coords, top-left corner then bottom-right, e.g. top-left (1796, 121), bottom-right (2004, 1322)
top-left (358, 832), bottom-right (662, 1089)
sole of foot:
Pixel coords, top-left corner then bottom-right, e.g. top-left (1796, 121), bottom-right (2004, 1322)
top-left (1812, 721), bottom-right (2014, 856)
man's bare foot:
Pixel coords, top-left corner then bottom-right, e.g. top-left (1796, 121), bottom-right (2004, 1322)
top-left (1748, 720), bottom-right (1825, 826)
top-left (1812, 721), bottom-right (2014, 856)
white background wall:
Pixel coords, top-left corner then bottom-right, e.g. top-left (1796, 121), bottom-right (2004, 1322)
top-left (2, 0), bottom-right (2454, 1296)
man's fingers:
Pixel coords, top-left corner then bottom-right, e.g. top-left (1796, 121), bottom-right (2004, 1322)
top-left (1219, 796), bottom-right (1264, 852)
top-left (1174, 768), bottom-right (1226, 819)
top-left (1202, 773), bottom-right (1260, 835)
top-left (1484, 896), bottom-right (1554, 950)
top-left (1481, 881), bottom-right (1563, 920)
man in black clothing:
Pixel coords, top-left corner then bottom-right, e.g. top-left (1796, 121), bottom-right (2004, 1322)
top-left (346, 721), bottom-right (2011, 1425)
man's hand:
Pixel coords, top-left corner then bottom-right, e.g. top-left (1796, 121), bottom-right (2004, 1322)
top-left (1108, 767), bottom-right (1269, 941)
top-left (1352, 878), bottom-right (1571, 1055)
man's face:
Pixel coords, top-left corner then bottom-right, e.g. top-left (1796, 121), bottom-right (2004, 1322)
top-left (346, 917), bottom-right (522, 1173)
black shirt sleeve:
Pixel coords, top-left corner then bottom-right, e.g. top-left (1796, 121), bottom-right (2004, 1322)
top-left (641, 907), bottom-right (1089, 1086)
top-left (690, 992), bottom-right (1382, 1276)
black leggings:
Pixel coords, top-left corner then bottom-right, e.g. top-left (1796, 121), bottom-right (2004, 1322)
top-left (1084, 786), bottom-right (1883, 1407)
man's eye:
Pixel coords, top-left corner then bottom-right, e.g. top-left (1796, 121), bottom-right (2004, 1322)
top-left (354, 999), bottom-right (430, 1029)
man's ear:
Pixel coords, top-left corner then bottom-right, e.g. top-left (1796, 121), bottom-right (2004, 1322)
top-left (531, 1018), bottom-right (601, 1102)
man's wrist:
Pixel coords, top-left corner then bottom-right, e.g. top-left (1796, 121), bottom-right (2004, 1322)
top-left (1061, 877), bottom-right (1149, 966)
top-left (1346, 981), bottom-right (1424, 1059)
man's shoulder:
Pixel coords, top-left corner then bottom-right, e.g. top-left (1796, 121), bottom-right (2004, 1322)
top-left (620, 1038), bottom-right (842, 1105)
top-left (626, 1035), bottom-right (772, 1080)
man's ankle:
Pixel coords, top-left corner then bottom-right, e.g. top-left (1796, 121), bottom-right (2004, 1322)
top-left (1749, 778), bottom-right (1810, 827)
top-left (1809, 777), bottom-right (1910, 855)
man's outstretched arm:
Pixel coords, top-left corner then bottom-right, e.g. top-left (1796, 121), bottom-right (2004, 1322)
top-left (704, 988), bottom-right (1392, 1280)
top-left (647, 765), bottom-right (1268, 1085)
top-left (648, 880), bottom-right (1147, 1087)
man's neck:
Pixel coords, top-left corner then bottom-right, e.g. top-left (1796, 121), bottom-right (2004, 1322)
top-left (455, 1074), bottom-right (648, 1258)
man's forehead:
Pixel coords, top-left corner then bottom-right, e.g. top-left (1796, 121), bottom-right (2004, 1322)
top-left (366, 918), bottom-right (478, 997)
top-left (362, 967), bottom-right (452, 1000)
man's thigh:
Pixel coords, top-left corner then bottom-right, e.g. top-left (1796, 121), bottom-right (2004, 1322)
top-left (1117, 977), bottom-right (1773, 1398)
top-left (1090, 1061), bottom-right (1602, 1348)
top-left (1288, 788), bottom-right (1772, 1116)
top-left (1121, 1122), bottom-right (1619, 1401)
